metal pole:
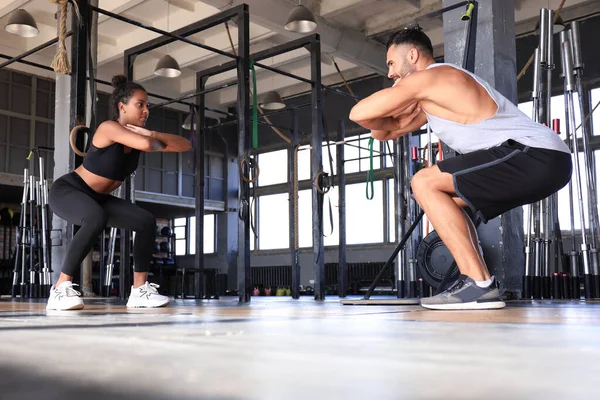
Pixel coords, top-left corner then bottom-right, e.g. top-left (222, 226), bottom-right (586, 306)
top-left (289, 110), bottom-right (301, 299)
top-left (561, 36), bottom-right (592, 299)
top-left (311, 35), bottom-right (325, 301)
top-left (523, 46), bottom-right (541, 299)
top-left (194, 76), bottom-right (208, 299)
top-left (337, 120), bottom-right (347, 298)
top-left (570, 21), bottom-right (600, 297)
top-left (532, 8), bottom-right (551, 299)
top-left (395, 138), bottom-right (406, 298)
top-left (236, 7), bottom-right (252, 303)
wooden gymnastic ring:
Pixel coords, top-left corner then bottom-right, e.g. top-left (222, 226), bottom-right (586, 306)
top-left (239, 156), bottom-right (259, 183)
top-left (69, 125), bottom-right (89, 157)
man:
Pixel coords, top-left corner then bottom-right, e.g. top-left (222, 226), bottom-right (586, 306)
top-left (349, 28), bottom-right (572, 310)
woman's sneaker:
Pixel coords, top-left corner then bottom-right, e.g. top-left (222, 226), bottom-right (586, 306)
top-left (126, 282), bottom-right (170, 308)
top-left (46, 282), bottom-right (84, 311)
top-left (420, 275), bottom-right (506, 310)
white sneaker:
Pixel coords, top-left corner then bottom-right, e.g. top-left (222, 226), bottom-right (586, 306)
top-left (126, 282), bottom-right (170, 308)
top-left (46, 282), bottom-right (84, 311)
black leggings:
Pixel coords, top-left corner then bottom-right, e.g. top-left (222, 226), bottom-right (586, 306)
top-left (48, 172), bottom-right (155, 277)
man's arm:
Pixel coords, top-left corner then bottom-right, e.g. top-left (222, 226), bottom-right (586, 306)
top-left (349, 69), bottom-right (434, 123)
top-left (371, 110), bottom-right (427, 141)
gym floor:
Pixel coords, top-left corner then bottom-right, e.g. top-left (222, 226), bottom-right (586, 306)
top-left (0, 298), bottom-right (598, 400)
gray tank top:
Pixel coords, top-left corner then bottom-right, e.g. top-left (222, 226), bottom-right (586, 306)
top-left (422, 63), bottom-right (570, 154)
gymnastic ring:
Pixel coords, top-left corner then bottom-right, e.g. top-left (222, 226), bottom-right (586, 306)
top-left (239, 156), bottom-right (260, 183)
top-left (314, 171), bottom-right (331, 194)
top-left (69, 125), bottom-right (90, 157)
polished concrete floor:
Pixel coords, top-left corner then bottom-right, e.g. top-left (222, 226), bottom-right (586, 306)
top-left (0, 296), bottom-right (599, 400)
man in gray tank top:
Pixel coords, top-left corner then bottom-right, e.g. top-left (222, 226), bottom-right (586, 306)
top-left (349, 28), bottom-right (572, 310)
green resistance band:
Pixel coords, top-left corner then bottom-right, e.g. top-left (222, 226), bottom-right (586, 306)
top-left (366, 137), bottom-right (374, 200)
top-left (250, 61), bottom-right (258, 149)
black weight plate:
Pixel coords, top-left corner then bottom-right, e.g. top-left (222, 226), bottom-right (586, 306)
top-left (416, 231), bottom-right (459, 289)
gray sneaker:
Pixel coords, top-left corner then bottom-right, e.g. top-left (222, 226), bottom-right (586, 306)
top-left (420, 275), bottom-right (506, 310)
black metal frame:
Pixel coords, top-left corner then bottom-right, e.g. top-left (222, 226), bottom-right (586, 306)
top-left (196, 33), bottom-right (325, 301)
top-left (97, 4), bottom-right (249, 299)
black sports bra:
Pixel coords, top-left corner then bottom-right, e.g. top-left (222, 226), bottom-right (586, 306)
top-left (82, 141), bottom-right (141, 181)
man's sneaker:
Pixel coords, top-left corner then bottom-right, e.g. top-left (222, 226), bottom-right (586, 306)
top-left (126, 282), bottom-right (170, 308)
top-left (420, 275), bottom-right (505, 310)
top-left (46, 282), bottom-right (84, 311)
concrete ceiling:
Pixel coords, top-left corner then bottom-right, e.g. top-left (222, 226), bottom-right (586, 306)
top-left (0, 0), bottom-right (599, 114)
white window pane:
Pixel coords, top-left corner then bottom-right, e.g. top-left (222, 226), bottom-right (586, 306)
top-left (189, 215), bottom-right (216, 255)
top-left (174, 217), bottom-right (186, 226)
top-left (323, 186), bottom-right (339, 246)
top-left (250, 197), bottom-right (256, 251)
top-left (189, 216), bottom-right (196, 255)
top-left (299, 189), bottom-right (312, 248)
top-left (259, 149), bottom-right (287, 186)
top-left (518, 101), bottom-right (533, 120)
top-left (297, 148), bottom-right (311, 181)
top-left (591, 88), bottom-right (600, 136)
top-left (557, 152), bottom-right (590, 231)
top-left (322, 141), bottom-right (337, 175)
top-left (174, 226), bottom-right (185, 239)
top-left (550, 93), bottom-right (581, 141)
top-left (204, 214), bottom-right (215, 254)
top-left (259, 193), bottom-right (289, 250)
top-left (175, 239), bottom-right (186, 256)
top-left (522, 153), bottom-right (591, 233)
top-left (388, 179), bottom-right (395, 242)
top-left (344, 138), bottom-right (360, 173)
top-left (346, 182), bottom-right (384, 244)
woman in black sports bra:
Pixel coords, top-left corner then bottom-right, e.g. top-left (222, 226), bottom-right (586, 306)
top-left (47, 75), bottom-right (191, 311)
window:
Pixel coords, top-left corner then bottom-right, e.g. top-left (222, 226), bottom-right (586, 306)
top-left (519, 95), bottom-right (592, 232)
top-left (258, 193), bottom-right (289, 250)
top-left (189, 214), bottom-right (216, 255)
top-left (173, 218), bottom-right (187, 256)
top-left (0, 72), bottom-right (54, 177)
top-left (322, 141), bottom-right (337, 175)
top-left (591, 88), bottom-right (600, 135)
top-left (298, 189), bottom-right (313, 248)
top-left (518, 94), bottom-right (581, 140)
top-left (344, 134), bottom-right (382, 174)
top-left (346, 182), bottom-right (384, 244)
top-left (297, 147), bottom-right (311, 181)
top-left (322, 186), bottom-right (339, 247)
top-left (258, 149), bottom-right (288, 186)
top-left (388, 179), bottom-right (396, 242)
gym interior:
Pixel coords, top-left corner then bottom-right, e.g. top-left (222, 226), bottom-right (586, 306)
top-left (1, 0), bottom-right (600, 399)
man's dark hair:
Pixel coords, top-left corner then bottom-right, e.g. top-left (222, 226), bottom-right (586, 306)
top-left (386, 27), bottom-right (434, 58)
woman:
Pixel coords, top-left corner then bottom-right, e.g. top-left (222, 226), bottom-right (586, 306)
top-left (47, 75), bottom-right (191, 310)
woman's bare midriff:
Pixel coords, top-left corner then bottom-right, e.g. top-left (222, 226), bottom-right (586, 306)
top-left (74, 165), bottom-right (123, 194)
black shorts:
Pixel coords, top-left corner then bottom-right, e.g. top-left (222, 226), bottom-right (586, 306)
top-left (437, 140), bottom-right (572, 224)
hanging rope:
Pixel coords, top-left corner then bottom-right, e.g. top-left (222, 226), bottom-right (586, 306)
top-left (225, 22), bottom-right (291, 144)
top-left (48, 0), bottom-right (79, 74)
